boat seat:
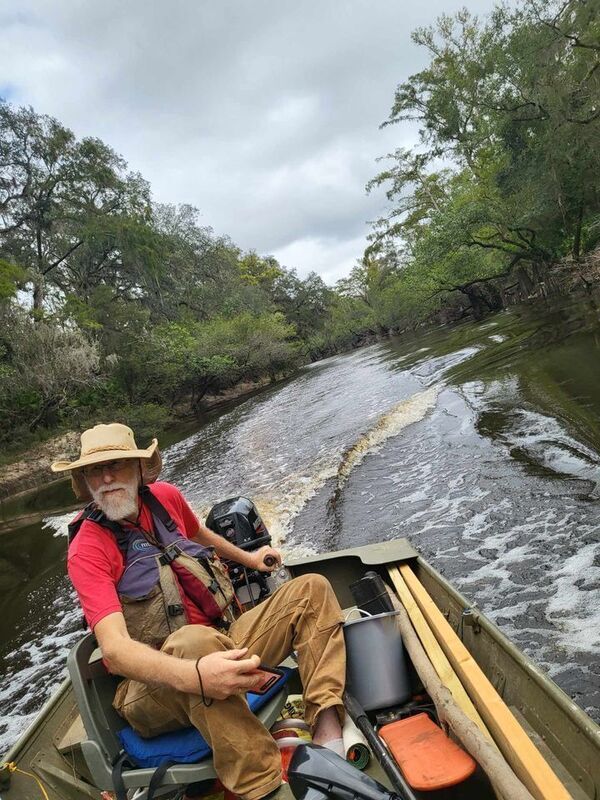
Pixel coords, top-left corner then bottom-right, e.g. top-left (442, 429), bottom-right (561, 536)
top-left (67, 632), bottom-right (290, 799)
top-left (379, 712), bottom-right (477, 791)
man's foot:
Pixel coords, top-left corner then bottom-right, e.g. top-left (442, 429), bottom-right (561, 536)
top-left (321, 737), bottom-right (345, 757)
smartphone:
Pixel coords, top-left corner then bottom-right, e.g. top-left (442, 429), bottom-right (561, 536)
top-left (251, 664), bottom-right (285, 695)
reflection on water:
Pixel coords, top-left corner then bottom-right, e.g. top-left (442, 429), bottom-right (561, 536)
top-left (2, 293), bottom-right (600, 751)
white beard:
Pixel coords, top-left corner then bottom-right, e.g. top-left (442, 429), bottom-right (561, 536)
top-left (90, 479), bottom-right (139, 521)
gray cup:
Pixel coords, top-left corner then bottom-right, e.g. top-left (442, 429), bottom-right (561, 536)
top-left (343, 609), bottom-right (411, 711)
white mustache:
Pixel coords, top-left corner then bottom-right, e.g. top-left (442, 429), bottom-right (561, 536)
top-left (98, 482), bottom-right (130, 496)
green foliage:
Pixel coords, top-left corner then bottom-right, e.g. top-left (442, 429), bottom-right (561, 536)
top-left (113, 404), bottom-right (173, 445)
top-left (0, 306), bottom-right (100, 440)
top-left (195, 312), bottom-right (299, 380)
top-left (0, 258), bottom-right (25, 300)
top-left (369, 0), bottom-right (600, 312)
top-left (0, 101), bottom-right (151, 311)
top-left (0, 101), bottom-right (339, 454)
top-left (238, 252), bottom-right (283, 287)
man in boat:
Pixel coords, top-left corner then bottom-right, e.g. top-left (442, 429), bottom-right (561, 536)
top-left (52, 422), bottom-right (346, 800)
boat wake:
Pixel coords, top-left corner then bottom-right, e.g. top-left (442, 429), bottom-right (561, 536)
top-left (251, 386), bottom-right (442, 553)
top-left (330, 386), bottom-right (440, 508)
top-left (188, 386), bottom-right (442, 557)
top-left (45, 386), bottom-right (440, 551)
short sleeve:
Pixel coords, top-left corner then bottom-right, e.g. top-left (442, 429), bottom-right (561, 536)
top-left (67, 523), bottom-right (123, 630)
top-left (175, 491), bottom-right (201, 537)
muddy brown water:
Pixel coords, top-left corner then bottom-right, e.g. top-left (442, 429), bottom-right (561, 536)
top-left (2, 294), bottom-right (600, 752)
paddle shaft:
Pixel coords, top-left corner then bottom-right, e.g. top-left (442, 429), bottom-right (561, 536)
top-left (343, 692), bottom-right (417, 800)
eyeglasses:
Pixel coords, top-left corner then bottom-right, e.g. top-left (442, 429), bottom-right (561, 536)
top-left (83, 459), bottom-right (132, 478)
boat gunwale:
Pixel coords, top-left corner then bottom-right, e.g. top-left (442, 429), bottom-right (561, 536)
top-left (1, 676), bottom-right (71, 763)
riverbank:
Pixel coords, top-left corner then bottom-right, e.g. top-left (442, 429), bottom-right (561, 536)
top-left (432, 248), bottom-right (600, 324)
top-left (0, 374), bottom-right (284, 501)
top-left (2, 251), bottom-right (599, 504)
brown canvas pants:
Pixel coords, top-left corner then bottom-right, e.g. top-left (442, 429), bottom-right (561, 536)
top-left (113, 574), bottom-right (346, 800)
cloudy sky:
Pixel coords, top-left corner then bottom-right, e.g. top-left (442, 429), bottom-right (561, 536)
top-left (0, 1), bottom-right (497, 284)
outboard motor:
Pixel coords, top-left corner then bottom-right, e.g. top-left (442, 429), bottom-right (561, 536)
top-left (206, 496), bottom-right (275, 605)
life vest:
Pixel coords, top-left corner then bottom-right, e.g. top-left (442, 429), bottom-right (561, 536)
top-left (68, 485), bottom-right (236, 647)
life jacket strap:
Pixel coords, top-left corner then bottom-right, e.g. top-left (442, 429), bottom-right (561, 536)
top-left (159, 543), bottom-right (182, 566)
top-left (139, 485), bottom-right (178, 532)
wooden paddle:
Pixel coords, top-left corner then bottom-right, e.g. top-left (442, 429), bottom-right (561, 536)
top-left (395, 562), bottom-right (571, 800)
top-left (387, 565), bottom-right (492, 741)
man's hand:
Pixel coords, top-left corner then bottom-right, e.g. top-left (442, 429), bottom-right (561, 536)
top-left (194, 524), bottom-right (282, 573)
top-left (196, 648), bottom-right (264, 700)
top-left (247, 545), bottom-right (282, 572)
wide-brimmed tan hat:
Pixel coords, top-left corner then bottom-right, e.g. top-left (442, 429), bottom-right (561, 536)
top-left (51, 422), bottom-right (162, 501)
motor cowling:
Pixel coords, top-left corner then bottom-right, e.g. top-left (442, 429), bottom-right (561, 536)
top-left (206, 496), bottom-right (273, 604)
top-left (206, 496), bottom-right (271, 550)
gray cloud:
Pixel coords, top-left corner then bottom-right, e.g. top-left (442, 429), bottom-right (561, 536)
top-left (0, 0), bottom-right (498, 283)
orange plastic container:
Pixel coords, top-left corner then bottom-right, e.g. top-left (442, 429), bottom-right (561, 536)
top-left (379, 713), bottom-right (477, 791)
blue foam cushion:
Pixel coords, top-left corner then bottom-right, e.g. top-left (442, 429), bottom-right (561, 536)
top-left (118, 668), bottom-right (292, 768)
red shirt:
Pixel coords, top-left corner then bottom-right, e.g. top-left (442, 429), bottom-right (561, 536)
top-left (68, 481), bottom-right (212, 631)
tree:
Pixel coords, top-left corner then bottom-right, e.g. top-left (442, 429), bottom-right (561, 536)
top-left (367, 149), bottom-right (451, 255)
top-left (196, 312), bottom-right (299, 381)
top-left (271, 269), bottom-right (334, 339)
top-left (0, 102), bottom-right (150, 309)
top-left (238, 251), bottom-right (283, 288)
top-left (151, 204), bottom-right (244, 321)
top-left (372, 0), bottom-right (600, 279)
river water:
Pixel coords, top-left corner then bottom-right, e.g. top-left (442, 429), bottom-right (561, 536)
top-left (2, 295), bottom-right (600, 753)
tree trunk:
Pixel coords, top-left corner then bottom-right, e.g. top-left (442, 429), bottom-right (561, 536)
top-left (460, 284), bottom-right (503, 320)
top-left (572, 201), bottom-right (584, 262)
top-left (34, 227), bottom-right (45, 311)
top-left (29, 396), bottom-right (61, 432)
top-left (32, 272), bottom-right (45, 313)
top-left (191, 378), bottom-right (211, 411)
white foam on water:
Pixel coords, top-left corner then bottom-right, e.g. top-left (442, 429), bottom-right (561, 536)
top-left (474, 397), bottom-right (600, 487)
top-left (342, 381), bottom-right (600, 699)
top-left (546, 543), bottom-right (600, 654)
top-left (43, 512), bottom-right (73, 538)
top-left (194, 383), bottom-right (438, 558)
top-left (176, 364), bottom-right (445, 558)
top-left (0, 589), bottom-right (81, 756)
top-left (448, 481), bottom-right (600, 674)
top-left (413, 347), bottom-right (480, 384)
top-left (191, 465), bottom-right (335, 560)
